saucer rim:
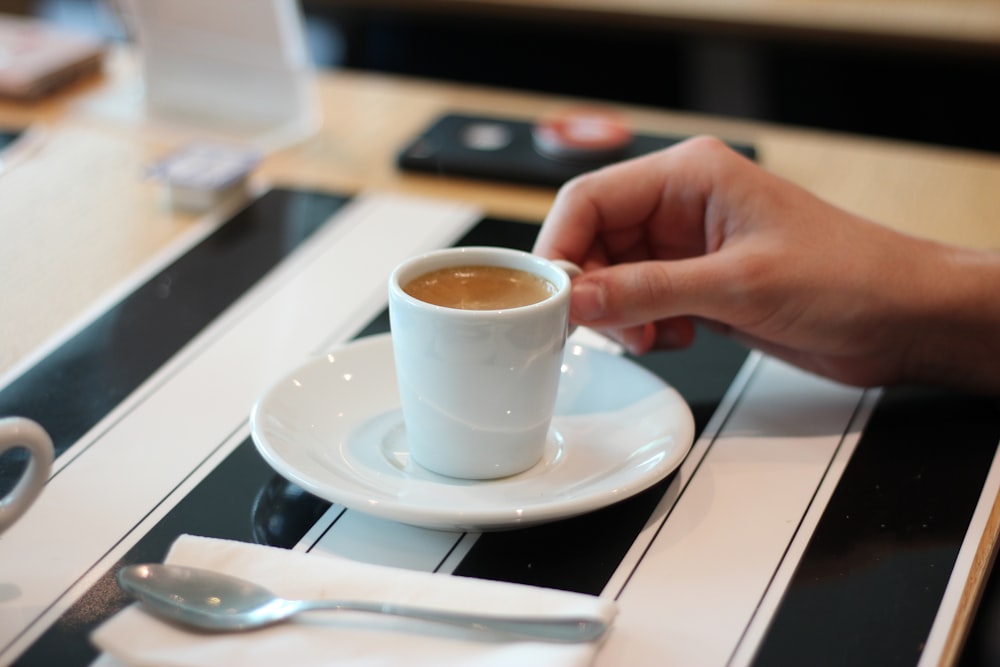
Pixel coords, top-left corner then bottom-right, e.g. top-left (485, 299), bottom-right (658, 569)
top-left (250, 332), bottom-right (694, 531)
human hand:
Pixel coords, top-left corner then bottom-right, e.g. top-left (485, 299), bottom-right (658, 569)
top-left (534, 136), bottom-right (1000, 390)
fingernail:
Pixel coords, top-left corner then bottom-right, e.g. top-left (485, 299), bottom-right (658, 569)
top-left (571, 282), bottom-right (606, 322)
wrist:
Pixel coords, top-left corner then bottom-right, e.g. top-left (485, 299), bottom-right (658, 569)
top-left (902, 242), bottom-right (1000, 392)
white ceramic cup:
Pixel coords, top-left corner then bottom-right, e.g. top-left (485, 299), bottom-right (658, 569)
top-left (0, 417), bottom-right (54, 534)
top-left (388, 247), bottom-right (579, 479)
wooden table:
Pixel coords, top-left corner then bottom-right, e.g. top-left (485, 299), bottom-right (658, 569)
top-left (315, 0), bottom-right (1000, 53)
top-left (2, 54), bottom-right (1000, 667)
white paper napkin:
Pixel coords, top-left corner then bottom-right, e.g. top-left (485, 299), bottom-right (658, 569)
top-left (92, 534), bottom-right (617, 667)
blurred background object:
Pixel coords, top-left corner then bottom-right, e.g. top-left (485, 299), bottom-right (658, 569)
top-left (6, 0), bottom-right (995, 153)
top-left (0, 10), bottom-right (104, 99)
top-left (115, 0), bottom-right (319, 149)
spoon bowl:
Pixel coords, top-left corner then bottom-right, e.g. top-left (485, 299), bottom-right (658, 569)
top-left (117, 563), bottom-right (608, 643)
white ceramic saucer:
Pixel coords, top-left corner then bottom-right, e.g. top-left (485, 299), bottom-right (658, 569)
top-left (250, 333), bottom-right (694, 531)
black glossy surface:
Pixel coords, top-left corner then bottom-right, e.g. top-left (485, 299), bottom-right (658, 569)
top-left (752, 389), bottom-right (1000, 666)
top-left (0, 189), bottom-right (349, 496)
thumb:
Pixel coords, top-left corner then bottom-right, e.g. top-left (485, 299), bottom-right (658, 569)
top-left (568, 258), bottom-right (728, 329)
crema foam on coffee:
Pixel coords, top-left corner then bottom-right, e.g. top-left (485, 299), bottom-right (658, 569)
top-left (403, 265), bottom-right (555, 310)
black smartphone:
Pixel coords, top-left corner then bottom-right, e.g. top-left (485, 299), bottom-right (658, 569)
top-left (397, 112), bottom-right (757, 188)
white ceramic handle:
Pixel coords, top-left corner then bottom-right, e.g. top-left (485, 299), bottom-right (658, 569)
top-left (552, 259), bottom-right (583, 281)
top-left (0, 417), bottom-right (54, 534)
top-left (552, 259), bottom-right (583, 335)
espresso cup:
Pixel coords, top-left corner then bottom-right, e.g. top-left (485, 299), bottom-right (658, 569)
top-left (0, 417), bottom-right (54, 534)
top-left (388, 247), bottom-right (578, 479)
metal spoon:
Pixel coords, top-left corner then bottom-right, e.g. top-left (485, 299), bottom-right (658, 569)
top-left (116, 563), bottom-right (608, 643)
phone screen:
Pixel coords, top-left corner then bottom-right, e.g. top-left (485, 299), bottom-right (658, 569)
top-left (397, 113), bottom-right (757, 188)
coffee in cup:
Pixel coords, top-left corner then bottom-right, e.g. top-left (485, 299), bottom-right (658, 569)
top-left (388, 247), bottom-right (578, 479)
top-left (401, 265), bottom-right (556, 310)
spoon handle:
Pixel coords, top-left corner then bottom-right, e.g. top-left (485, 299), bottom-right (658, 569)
top-left (295, 599), bottom-right (607, 643)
